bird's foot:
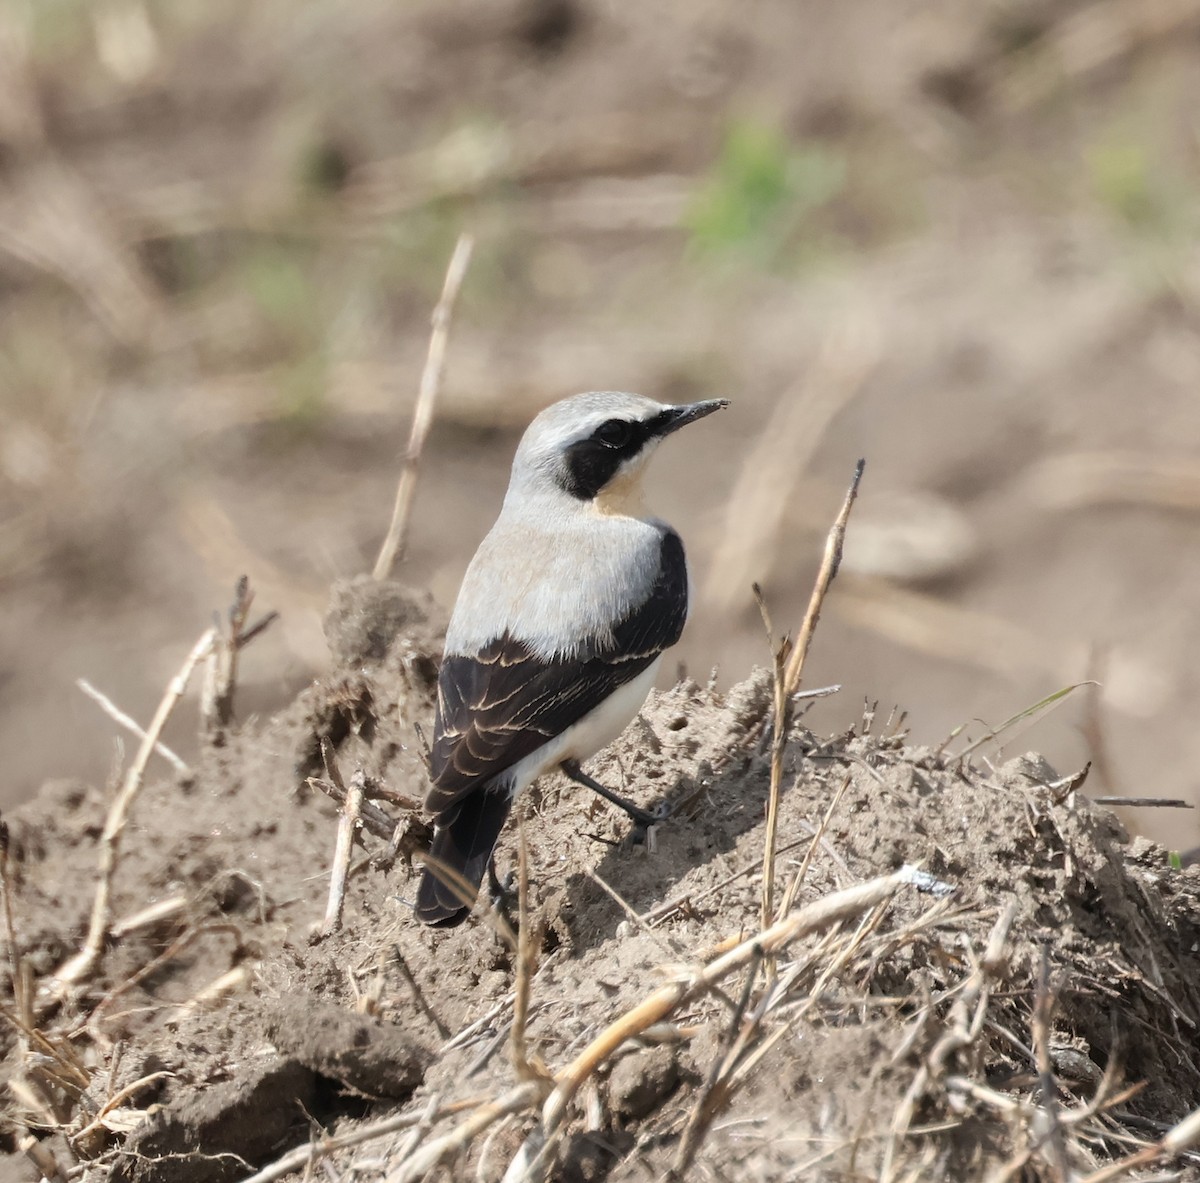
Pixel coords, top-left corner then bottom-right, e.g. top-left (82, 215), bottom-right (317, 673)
top-left (486, 860), bottom-right (518, 934)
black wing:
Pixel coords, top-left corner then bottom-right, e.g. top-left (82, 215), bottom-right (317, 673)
top-left (426, 530), bottom-right (687, 817)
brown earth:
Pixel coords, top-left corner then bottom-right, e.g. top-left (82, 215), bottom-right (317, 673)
top-left (2, 578), bottom-right (1199, 1181)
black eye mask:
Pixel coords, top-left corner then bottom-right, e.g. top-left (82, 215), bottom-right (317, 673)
top-left (560, 417), bottom-right (656, 500)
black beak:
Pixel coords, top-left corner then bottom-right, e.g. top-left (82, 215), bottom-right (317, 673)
top-left (653, 399), bottom-right (729, 439)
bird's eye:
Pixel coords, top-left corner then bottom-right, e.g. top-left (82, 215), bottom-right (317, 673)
top-left (594, 419), bottom-right (632, 448)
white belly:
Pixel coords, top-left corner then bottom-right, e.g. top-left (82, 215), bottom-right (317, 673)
top-left (504, 658), bottom-right (661, 797)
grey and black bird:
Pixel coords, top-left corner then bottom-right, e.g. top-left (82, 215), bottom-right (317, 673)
top-left (414, 390), bottom-right (727, 926)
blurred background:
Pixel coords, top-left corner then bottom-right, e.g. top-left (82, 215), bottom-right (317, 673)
top-left (2, 0), bottom-right (1199, 849)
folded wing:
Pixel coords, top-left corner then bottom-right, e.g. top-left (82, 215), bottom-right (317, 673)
top-left (426, 530), bottom-right (687, 817)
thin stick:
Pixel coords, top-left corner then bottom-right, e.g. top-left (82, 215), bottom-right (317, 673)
top-left (510, 819), bottom-right (543, 1082)
top-left (1092, 796), bottom-right (1193, 809)
top-left (323, 768), bottom-right (365, 935)
top-left (779, 771), bottom-right (852, 917)
top-left (638, 836), bottom-right (812, 927)
top-left (373, 232), bottom-right (474, 580)
top-left (201, 575), bottom-right (277, 740)
top-left (0, 821), bottom-right (28, 1028)
top-left (76, 678), bottom-right (190, 776)
top-left (391, 1081), bottom-right (547, 1183)
top-left (239, 1095), bottom-right (489, 1183)
top-left (1033, 946), bottom-right (1070, 1183)
top-left (670, 947), bottom-right (763, 1180)
top-left (49, 627), bottom-right (216, 993)
top-left (390, 1091), bottom-right (442, 1168)
top-left (308, 775), bottom-right (431, 854)
top-left (784, 458), bottom-right (865, 695)
top-left (754, 585), bottom-right (791, 939)
top-left (109, 893), bottom-right (188, 939)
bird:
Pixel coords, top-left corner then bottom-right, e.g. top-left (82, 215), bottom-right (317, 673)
top-left (414, 390), bottom-right (728, 926)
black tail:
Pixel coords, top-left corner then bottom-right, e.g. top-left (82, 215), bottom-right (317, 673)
top-left (415, 788), bottom-right (512, 926)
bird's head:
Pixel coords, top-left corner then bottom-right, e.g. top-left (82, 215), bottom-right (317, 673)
top-left (509, 391), bottom-right (728, 515)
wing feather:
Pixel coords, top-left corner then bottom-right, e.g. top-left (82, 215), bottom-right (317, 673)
top-left (426, 530), bottom-right (687, 817)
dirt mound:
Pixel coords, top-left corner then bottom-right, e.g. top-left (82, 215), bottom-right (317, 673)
top-left (2, 579), bottom-right (1199, 1181)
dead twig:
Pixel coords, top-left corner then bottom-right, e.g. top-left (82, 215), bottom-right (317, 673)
top-left (0, 820), bottom-right (30, 1029)
top-left (308, 774), bottom-right (432, 855)
top-left (239, 1094), bottom-right (489, 1183)
top-left (511, 820), bottom-right (547, 1084)
top-left (322, 761), bottom-right (365, 936)
top-left (784, 458), bottom-right (865, 697)
top-left (758, 459), bottom-right (864, 936)
top-left (1032, 946), bottom-right (1071, 1182)
top-left (669, 947), bottom-right (764, 1180)
top-left (48, 627), bottom-right (217, 995)
top-left (779, 771), bottom-right (852, 917)
top-left (201, 575), bottom-right (278, 741)
top-left (1092, 796), bottom-right (1193, 809)
top-left (373, 232), bottom-right (474, 580)
top-left (754, 585), bottom-right (791, 942)
top-left (75, 678), bottom-right (189, 776)
top-left (391, 1081), bottom-right (547, 1183)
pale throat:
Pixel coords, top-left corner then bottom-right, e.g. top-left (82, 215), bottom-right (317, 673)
top-left (593, 464), bottom-right (652, 518)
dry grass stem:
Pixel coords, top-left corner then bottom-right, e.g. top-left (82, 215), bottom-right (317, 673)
top-left (373, 231), bottom-right (474, 581)
top-left (754, 584), bottom-right (791, 940)
top-left (1092, 795), bottom-right (1192, 808)
top-left (779, 771), bottom-right (852, 917)
top-left (757, 460), bottom-right (863, 937)
top-left (48, 626), bottom-right (216, 995)
top-left (1032, 947), bottom-right (1070, 1182)
top-left (108, 894), bottom-right (188, 939)
top-left (201, 575), bottom-right (278, 741)
top-left (783, 458), bottom-right (865, 696)
top-left (390, 1080), bottom-right (546, 1183)
top-left (309, 772), bottom-right (432, 856)
top-left (239, 1095), bottom-right (489, 1183)
top-left (323, 765), bottom-right (366, 935)
top-left (389, 1090), bottom-right (443, 1169)
top-left (510, 820), bottom-right (547, 1083)
top-left (75, 678), bottom-right (189, 776)
top-left (669, 947), bottom-right (763, 1180)
top-left (0, 822), bottom-right (29, 1029)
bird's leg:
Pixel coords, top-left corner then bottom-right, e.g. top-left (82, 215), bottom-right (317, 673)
top-left (560, 759), bottom-right (669, 828)
top-left (486, 856), bottom-right (517, 933)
